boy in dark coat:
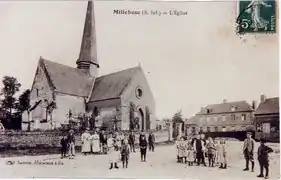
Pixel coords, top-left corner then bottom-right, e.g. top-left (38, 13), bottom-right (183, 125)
top-left (121, 139), bottom-right (130, 168)
top-left (257, 139), bottom-right (274, 179)
top-left (60, 135), bottom-right (68, 158)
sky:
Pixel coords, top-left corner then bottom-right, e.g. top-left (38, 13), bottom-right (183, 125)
top-left (0, 1), bottom-right (279, 120)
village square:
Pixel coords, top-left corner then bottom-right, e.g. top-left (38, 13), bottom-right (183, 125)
top-left (0, 0), bottom-right (279, 179)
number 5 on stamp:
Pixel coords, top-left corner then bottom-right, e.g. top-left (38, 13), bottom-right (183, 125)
top-left (236, 0), bottom-right (276, 34)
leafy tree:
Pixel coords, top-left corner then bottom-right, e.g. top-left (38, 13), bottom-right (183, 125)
top-left (16, 89), bottom-right (31, 113)
top-left (172, 110), bottom-right (183, 123)
top-left (0, 76), bottom-right (21, 117)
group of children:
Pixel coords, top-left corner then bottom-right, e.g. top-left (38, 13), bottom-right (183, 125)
top-left (175, 135), bottom-right (228, 169)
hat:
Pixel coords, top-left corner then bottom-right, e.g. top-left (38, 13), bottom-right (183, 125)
top-left (247, 132), bottom-right (252, 135)
top-left (69, 129), bottom-right (74, 133)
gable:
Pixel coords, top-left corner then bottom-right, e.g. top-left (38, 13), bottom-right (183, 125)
top-left (255, 97), bottom-right (279, 115)
top-left (30, 60), bottom-right (54, 104)
top-left (89, 67), bottom-right (139, 102)
top-left (197, 101), bottom-right (253, 115)
top-left (40, 58), bottom-right (95, 97)
top-left (121, 66), bottom-right (155, 105)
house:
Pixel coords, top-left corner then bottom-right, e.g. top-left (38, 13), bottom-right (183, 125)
top-left (24, 1), bottom-right (155, 131)
top-left (255, 95), bottom-right (279, 142)
top-left (185, 99), bottom-right (256, 136)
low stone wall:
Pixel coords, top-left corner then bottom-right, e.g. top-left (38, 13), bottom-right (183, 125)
top-left (0, 130), bottom-right (171, 156)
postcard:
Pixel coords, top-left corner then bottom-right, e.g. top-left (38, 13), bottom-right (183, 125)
top-left (0, 0), bottom-right (279, 179)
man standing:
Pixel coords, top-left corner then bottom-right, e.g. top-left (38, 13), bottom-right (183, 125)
top-left (243, 132), bottom-right (255, 172)
top-left (99, 130), bottom-right (107, 154)
top-left (128, 131), bottom-right (136, 153)
top-left (200, 133), bottom-right (207, 166)
top-left (148, 131), bottom-right (155, 152)
top-left (193, 134), bottom-right (206, 166)
top-left (139, 131), bottom-right (148, 162)
top-left (67, 129), bottom-right (76, 159)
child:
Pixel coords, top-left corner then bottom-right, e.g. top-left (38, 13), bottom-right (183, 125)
top-left (60, 135), bottom-right (68, 159)
top-left (206, 137), bottom-right (216, 167)
top-left (108, 134), bottom-right (119, 170)
top-left (213, 139), bottom-right (219, 165)
top-left (217, 139), bottom-right (227, 169)
top-left (178, 137), bottom-right (187, 163)
top-left (120, 139), bottom-right (130, 168)
top-left (257, 139), bottom-right (274, 179)
top-left (187, 138), bottom-right (195, 166)
top-left (175, 136), bottom-right (180, 163)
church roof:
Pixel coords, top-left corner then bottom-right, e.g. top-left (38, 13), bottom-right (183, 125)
top-left (90, 66), bottom-right (140, 102)
top-left (197, 101), bottom-right (254, 115)
top-left (40, 58), bottom-right (140, 100)
top-left (41, 58), bottom-right (95, 97)
top-left (255, 97), bottom-right (279, 115)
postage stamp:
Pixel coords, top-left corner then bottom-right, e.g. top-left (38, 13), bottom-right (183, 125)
top-left (236, 0), bottom-right (276, 34)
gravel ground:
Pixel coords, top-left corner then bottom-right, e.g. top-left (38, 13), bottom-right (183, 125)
top-left (0, 141), bottom-right (279, 179)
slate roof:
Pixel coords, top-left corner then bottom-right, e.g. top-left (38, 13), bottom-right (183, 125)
top-left (255, 97), bottom-right (279, 115)
top-left (40, 58), bottom-right (139, 101)
top-left (41, 58), bottom-right (95, 97)
top-left (90, 67), bottom-right (140, 102)
top-left (197, 101), bottom-right (254, 115)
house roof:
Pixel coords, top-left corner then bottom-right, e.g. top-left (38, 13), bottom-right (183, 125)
top-left (40, 58), bottom-right (140, 101)
top-left (41, 58), bottom-right (95, 97)
top-left (197, 101), bottom-right (253, 115)
top-left (255, 97), bottom-right (279, 115)
top-left (90, 66), bottom-right (140, 102)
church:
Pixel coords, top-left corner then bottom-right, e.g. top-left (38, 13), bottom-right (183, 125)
top-left (23, 1), bottom-right (156, 131)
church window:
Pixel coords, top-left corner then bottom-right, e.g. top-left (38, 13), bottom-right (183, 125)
top-left (135, 87), bottom-right (143, 99)
top-left (36, 88), bottom-right (39, 97)
top-left (231, 114), bottom-right (236, 120)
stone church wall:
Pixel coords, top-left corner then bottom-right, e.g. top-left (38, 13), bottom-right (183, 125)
top-left (121, 68), bottom-right (156, 130)
top-left (29, 61), bottom-right (55, 130)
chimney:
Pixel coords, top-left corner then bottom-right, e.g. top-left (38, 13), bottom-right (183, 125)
top-left (223, 99), bottom-right (227, 103)
top-left (260, 94), bottom-right (267, 103)
top-left (252, 100), bottom-right (257, 110)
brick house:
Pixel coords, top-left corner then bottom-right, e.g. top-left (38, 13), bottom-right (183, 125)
top-left (24, 1), bottom-right (155, 131)
top-left (255, 95), bottom-right (279, 142)
top-left (185, 100), bottom-right (256, 135)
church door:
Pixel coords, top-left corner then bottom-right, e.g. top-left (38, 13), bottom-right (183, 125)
top-left (145, 106), bottom-right (150, 130)
top-left (139, 108), bottom-right (145, 130)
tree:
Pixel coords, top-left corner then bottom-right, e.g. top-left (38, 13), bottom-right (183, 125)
top-left (172, 110), bottom-right (183, 123)
top-left (0, 76), bottom-right (21, 117)
top-left (16, 89), bottom-right (31, 113)
top-left (172, 110), bottom-right (185, 138)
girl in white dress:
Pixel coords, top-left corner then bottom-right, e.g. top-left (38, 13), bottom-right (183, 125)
top-left (91, 131), bottom-right (100, 154)
top-left (108, 134), bottom-right (120, 169)
top-left (81, 129), bottom-right (91, 155)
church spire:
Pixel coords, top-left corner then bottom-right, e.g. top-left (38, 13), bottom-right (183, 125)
top-left (76, 0), bottom-right (99, 76)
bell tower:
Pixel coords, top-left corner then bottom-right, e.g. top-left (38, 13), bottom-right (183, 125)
top-left (76, 0), bottom-right (99, 77)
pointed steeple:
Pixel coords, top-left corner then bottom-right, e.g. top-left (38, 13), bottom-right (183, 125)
top-left (76, 0), bottom-right (99, 76)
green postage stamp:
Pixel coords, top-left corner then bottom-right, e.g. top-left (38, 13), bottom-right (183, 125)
top-left (236, 0), bottom-right (276, 34)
